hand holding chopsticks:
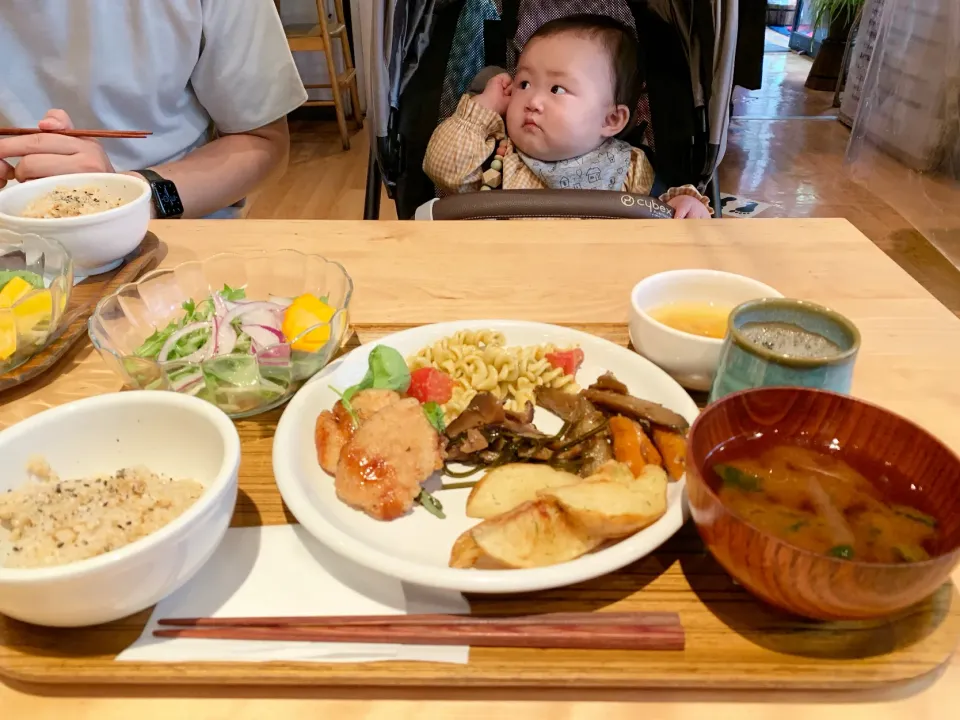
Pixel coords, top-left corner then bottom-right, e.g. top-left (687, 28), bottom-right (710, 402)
top-left (155, 611), bottom-right (685, 651)
top-left (0, 111), bottom-right (132, 184)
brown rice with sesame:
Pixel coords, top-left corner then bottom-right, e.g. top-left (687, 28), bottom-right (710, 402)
top-left (0, 457), bottom-right (204, 569)
top-left (20, 185), bottom-right (130, 219)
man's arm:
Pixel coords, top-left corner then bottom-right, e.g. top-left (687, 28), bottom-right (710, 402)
top-left (0, 110), bottom-right (290, 218)
top-left (0, 0), bottom-right (305, 215)
top-left (125, 118), bottom-right (290, 219)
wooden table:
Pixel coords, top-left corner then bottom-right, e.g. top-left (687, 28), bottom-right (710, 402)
top-left (2, 218), bottom-right (959, 718)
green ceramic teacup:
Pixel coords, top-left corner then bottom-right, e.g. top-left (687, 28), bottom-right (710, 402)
top-left (708, 298), bottom-right (861, 403)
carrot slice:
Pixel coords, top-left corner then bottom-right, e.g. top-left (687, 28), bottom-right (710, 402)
top-left (608, 416), bottom-right (647, 477)
top-left (652, 427), bottom-right (686, 481)
top-left (634, 423), bottom-right (663, 468)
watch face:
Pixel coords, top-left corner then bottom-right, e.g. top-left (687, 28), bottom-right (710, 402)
top-left (153, 180), bottom-right (184, 218)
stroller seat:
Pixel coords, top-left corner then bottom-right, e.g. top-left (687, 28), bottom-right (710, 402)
top-left (364, 0), bottom-right (738, 221)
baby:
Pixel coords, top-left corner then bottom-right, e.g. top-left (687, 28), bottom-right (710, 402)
top-left (423, 14), bottom-right (712, 219)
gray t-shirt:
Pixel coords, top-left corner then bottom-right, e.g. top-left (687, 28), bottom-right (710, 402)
top-left (0, 0), bottom-right (308, 174)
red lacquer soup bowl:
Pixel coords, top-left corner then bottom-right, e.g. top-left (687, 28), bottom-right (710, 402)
top-left (685, 386), bottom-right (960, 620)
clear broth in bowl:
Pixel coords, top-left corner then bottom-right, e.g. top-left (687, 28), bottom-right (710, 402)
top-left (706, 442), bottom-right (939, 563)
top-left (648, 302), bottom-right (732, 339)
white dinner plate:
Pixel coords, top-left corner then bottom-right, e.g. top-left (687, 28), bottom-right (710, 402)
top-left (273, 320), bottom-right (699, 594)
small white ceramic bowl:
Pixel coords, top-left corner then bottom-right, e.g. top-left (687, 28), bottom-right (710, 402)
top-left (0, 173), bottom-right (151, 276)
top-left (0, 391), bottom-right (240, 627)
top-left (629, 269), bottom-right (783, 391)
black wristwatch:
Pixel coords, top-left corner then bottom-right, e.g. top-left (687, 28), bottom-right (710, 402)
top-left (136, 168), bottom-right (184, 219)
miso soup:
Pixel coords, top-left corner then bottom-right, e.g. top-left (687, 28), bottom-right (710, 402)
top-left (707, 443), bottom-right (939, 563)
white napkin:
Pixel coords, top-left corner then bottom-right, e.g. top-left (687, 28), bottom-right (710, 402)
top-left (116, 524), bottom-right (470, 664)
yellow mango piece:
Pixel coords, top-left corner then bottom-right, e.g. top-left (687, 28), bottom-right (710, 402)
top-left (0, 311), bottom-right (16, 361)
top-left (0, 277), bottom-right (34, 308)
top-left (12, 289), bottom-right (53, 334)
top-left (281, 294), bottom-right (336, 352)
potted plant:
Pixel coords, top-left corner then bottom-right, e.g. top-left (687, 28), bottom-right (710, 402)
top-left (804, 0), bottom-right (865, 90)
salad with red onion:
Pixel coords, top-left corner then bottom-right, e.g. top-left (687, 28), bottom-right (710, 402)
top-left (132, 284), bottom-right (335, 415)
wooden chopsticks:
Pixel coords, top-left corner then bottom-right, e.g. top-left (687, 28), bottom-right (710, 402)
top-left (0, 128), bottom-right (152, 139)
top-left (155, 611), bottom-right (685, 651)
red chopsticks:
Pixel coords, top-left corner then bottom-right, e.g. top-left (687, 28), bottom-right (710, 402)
top-left (155, 611), bottom-right (685, 651)
top-left (0, 127), bottom-right (152, 139)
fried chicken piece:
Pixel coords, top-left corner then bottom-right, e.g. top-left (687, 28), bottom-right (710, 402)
top-left (334, 397), bottom-right (444, 520)
top-left (314, 389), bottom-right (402, 474)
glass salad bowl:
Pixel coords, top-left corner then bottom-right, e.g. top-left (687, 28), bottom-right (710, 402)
top-left (0, 229), bottom-right (74, 375)
top-left (88, 251), bottom-right (353, 418)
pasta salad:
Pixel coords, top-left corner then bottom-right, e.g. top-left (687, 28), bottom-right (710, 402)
top-left (406, 329), bottom-right (583, 423)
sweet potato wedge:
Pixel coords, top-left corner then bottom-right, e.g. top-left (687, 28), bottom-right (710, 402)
top-left (469, 497), bottom-right (602, 569)
top-left (465, 463), bottom-right (580, 519)
top-left (541, 464), bottom-right (668, 539)
top-left (652, 427), bottom-right (686, 481)
top-left (608, 415), bottom-right (647, 477)
top-left (635, 422), bottom-right (663, 468)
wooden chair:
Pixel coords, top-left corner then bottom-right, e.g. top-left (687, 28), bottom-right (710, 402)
top-left (276, 0), bottom-right (363, 150)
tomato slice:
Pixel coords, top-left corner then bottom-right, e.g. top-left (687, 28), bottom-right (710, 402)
top-left (408, 367), bottom-right (455, 404)
top-left (545, 348), bottom-right (584, 376)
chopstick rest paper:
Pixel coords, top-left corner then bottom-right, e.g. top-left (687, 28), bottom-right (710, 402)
top-left (116, 524), bottom-right (469, 664)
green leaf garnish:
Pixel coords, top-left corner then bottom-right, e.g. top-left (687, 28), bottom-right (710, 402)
top-left (334, 345), bottom-right (412, 407)
top-left (135, 329), bottom-right (166, 358)
top-left (195, 297), bottom-right (215, 320)
top-left (165, 325), bottom-right (210, 361)
top-left (134, 296), bottom-right (203, 359)
top-left (422, 402), bottom-right (446, 434)
top-left (714, 464), bottom-right (763, 492)
top-left (828, 544), bottom-right (855, 560)
top-left (220, 284), bottom-right (247, 302)
top-left (893, 505), bottom-right (937, 528)
top-left (786, 519), bottom-right (808, 532)
top-left (330, 385), bottom-right (360, 427)
top-left (133, 290), bottom-right (233, 360)
top-left (417, 489), bottom-right (445, 519)
top-left (360, 346), bottom-right (411, 395)
top-left (330, 346), bottom-right (412, 427)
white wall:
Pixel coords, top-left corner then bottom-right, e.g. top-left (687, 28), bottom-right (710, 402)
top-left (278, 0), bottom-right (369, 114)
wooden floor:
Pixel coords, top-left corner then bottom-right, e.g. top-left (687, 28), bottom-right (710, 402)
top-left (248, 43), bottom-right (960, 316)
top-left (721, 48), bottom-right (960, 317)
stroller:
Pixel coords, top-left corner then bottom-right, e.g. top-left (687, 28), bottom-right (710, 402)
top-left (363, 0), bottom-right (738, 220)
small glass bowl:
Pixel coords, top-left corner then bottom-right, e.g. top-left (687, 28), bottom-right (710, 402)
top-left (0, 229), bottom-right (74, 375)
top-left (88, 250), bottom-right (353, 418)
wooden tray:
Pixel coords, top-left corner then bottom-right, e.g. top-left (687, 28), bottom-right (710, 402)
top-left (1, 324), bottom-right (958, 691)
top-left (0, 233), bottom-right (163, 392)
